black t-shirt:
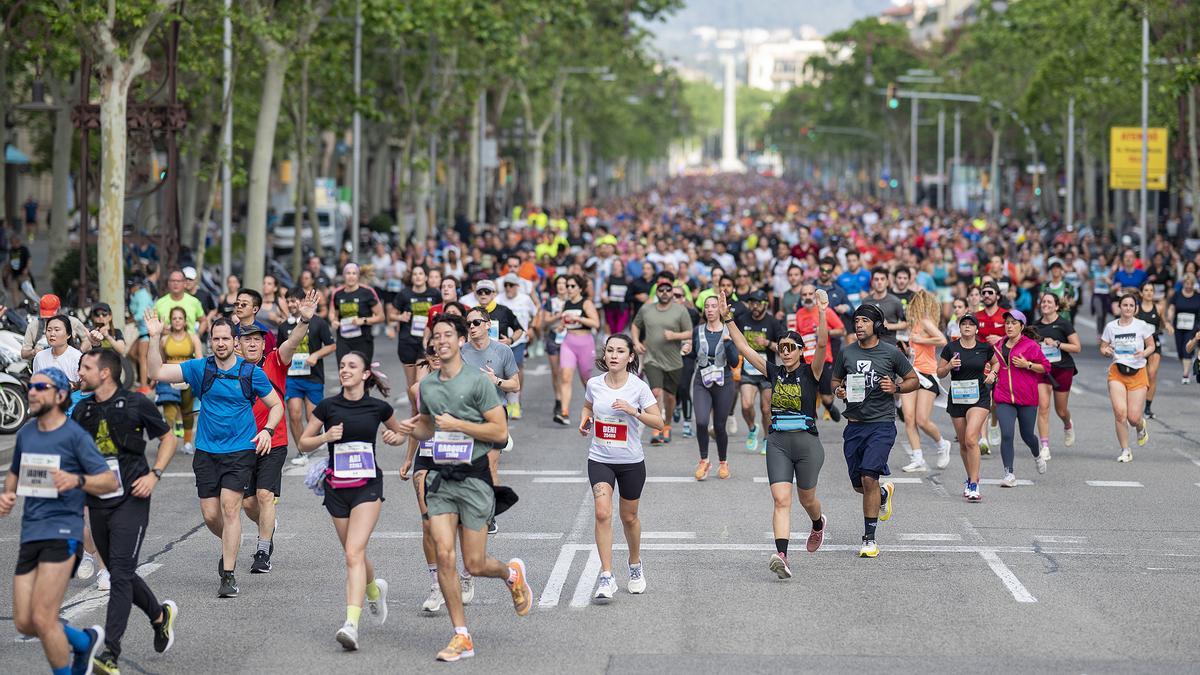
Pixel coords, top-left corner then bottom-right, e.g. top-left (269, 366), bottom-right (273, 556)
top-left (333, 286), bottom-right (379, 344)
top-left (312, 393), bottom-right (394, 477)
top-left (1171, 291), bottom-right (1200, 331)
top-left (734, 311), bottom-right (785, 376)
top-left (486, 303), bottom-right (523, 340)
top-left (766, 360), bottom-right (820, 436)
top-left (628, 277), bottom-right (654, 316)
top-left (72, 391), bottom-right (171, 508)
top-left (275, 316), bottom-right (335, 383)
top-left (605, 275), bottom-right (630, 307)
top-left (1032, 315), bottom-right (1077, 369)
top-left (392, 287), bottom-right (440, 346)
top-left (940, 339), bottom-right (994, 382)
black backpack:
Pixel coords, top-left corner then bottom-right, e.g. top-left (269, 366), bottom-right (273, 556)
top-left (200, 357), bottom-right (256, 401)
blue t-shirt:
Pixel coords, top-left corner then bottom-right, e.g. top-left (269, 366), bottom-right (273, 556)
top-left (1113, 267), bottom-right (1148, 290)
top-left (9, 419), bottom-right (110, 544)
top-left (837, 269), bottom-right (872, 301)
top-left (180, 357), bottom-right (273, 454)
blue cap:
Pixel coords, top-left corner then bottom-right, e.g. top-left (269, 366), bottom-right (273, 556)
top-left (1003, 309), bottom-right (1027, 325)
top-left (36, 367), bottom-right (71, 392)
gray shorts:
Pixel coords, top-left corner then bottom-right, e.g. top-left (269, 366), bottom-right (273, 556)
top-left (423, 474), bottom-right (495, 532)
top-left (765, 431), bottom-right (825, 490)
top-left (740, 373), bottom-right (772, 391)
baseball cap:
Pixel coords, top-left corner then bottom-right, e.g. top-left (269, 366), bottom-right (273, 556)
top-left (1047, 257), bottom-right (1064, 269)
top-left (90, 302), bottom-right (113, 317)
top-left (501, 273), bottom-right (521, 287)
top-left (182, 266), bottom-right (197, 281)
top-left (745, 290), bottom-right (768, 303)
top-left (475, 280), bottom-right (497, 293)
top-left (236, 323), bottom-right (268, 337)
top-left (39, 294), bottom-right (61, 318)
top-left (958, 313), bottom-right (980, 326)
top-left (1003, 309), bottom-right (1027, 325)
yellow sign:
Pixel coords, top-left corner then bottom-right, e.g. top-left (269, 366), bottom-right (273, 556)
top-left (1110, 127), bottom-right (1167, 191)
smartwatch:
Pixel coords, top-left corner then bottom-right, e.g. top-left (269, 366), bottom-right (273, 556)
top-left (152, 468), bottom-right (164, 479)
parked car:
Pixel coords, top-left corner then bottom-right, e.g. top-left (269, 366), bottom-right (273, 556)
top-left (271, 203), bottom-right (350, 254)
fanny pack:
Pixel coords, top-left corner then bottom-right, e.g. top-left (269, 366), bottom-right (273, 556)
top-left (770, 412), bottom-right (813, 433)
top-left (1116, 363), bottom-right (1142, 377)
top-left (324, 467), bottom-right (370, 490)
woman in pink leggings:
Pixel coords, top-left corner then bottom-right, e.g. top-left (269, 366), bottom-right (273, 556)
top-left (555, 274), bottom-right (602, 425)
top-left (601, 259), bottom-right (632, 335)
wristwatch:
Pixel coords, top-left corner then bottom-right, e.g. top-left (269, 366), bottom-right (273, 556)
top-left (76, 474), bottom-right (86, 489)
top-left (265, 426), bottom-right (277, 435)
top-left (152, 468), bottom-right (164, 479)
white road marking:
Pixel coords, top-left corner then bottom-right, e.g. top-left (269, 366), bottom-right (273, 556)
top-left (1034, 535), bottom-right (1088, 544)
top-left (538, 546), bottom-right (582, 608)
top-left (900, 533), bottom-right (962, 541)
top-left (369, 531), bottom-right (562, 540)
top-left (979, 478), bottom-right (1035, 486)
top-left (979, 550), bottom-right (1037, 603)
top-left (1085, 480), bottom-right (1144, 487)
top-left (641, 532), bottom-right (696, 539)
top-left (62, 563), bottom-right (162, 622)
top-left (532, 477), bottom-right (589, 483)
top-left (644, 476), bottom-right (696, 483)
top-left (570, 548), bottom-right (602, 608)
top-left (500, 469), bottom-right (581, 476)
top-left (751, 476), bottom-right (923, 484)
top-left (958, 517), bottom-right (985, 543)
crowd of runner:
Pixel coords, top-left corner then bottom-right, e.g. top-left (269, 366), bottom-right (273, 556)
top-left (4, 174), bottom-right (1200, 672)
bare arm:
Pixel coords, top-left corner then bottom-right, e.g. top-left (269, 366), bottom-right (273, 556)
top-left (298, 414), bottom-right (330, 453)
top-left (144, 311), bottom-right (184, 383)
top-left (911, 319), bottom-right (947, 346)
top-left (434, 405), bottom-right (508, 445)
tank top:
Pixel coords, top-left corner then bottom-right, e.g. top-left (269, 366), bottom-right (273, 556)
top-left (910, 324), bottom-right (937, 374)
top-left (1136, 304), bottom-right (1162, 338)
top-left (562, 298), bottom-right (589, 333)
top-left (164, 332), bottom-right (195, 363)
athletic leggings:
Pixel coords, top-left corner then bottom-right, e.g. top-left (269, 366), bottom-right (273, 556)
top-left (559, 332), bottom-right (595, 379)
top-left (89, 497), bottom-right (161, 658)
top-left (765, 431), bottom-right (825, 490)
top-left (692, 378), bottom-right (736, 461)
top-left (604, 306), bottom-right (631, 335)
top-left (995, 403), bottom-right (1039, 473)
top-left (676, 355), bottom-right (696, 422)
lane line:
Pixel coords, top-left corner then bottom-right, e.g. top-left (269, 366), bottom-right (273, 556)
top-left (569, 548), bottom-right (602, 608)
top-left (900, 533), bottom-right (962, 541)
top-left (538, 547), bottom-right (581, 608)
top-left (500, 469), bottom-right (581, 476)
top-left (644, 477), bottom-right (696, 483)
top-left (1085, 480), bottom-right (1144, 487)
top-left (641, 531), bottom-right (696, 539)
top-left (532, 477), bottom-right (589, 483)
top-left (959, 517), bottom-right (985, 543)
top-left (979, 550), bottom-right (1038, 603)
top-left (751, 476), bottom-right (923, 484)
top-left (1034, 535), bottom-right (1088, 544)
top-left (979, 478), bottom-right (1035, 486)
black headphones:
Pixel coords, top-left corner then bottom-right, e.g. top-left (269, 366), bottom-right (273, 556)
top-left (853, 303), bottom-right (886, 336)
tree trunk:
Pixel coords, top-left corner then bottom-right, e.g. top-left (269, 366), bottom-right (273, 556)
top-left (179, 140), bottom-right (202, 251)
top-left (97, 59), bottom-right (143, 323)
top-left (370, 141), bottom-right (387, 222)
top-left (291, 144), bottom-right (307, 279)
top-left (989, 128), bottom-right (1001, 217)
top-left (577, 137), bottom-right (590, 207)
top-left (445, 141), bottom-right (458, 222)
top-left (466, 92), bottom-right (480, 223)
top-left (530, 135), bottom-right (546, 207)
top-left (245, 45), bottom-right (288, 289)
top-left (1188, 84), bottom-right (1199, 236)
top-left (1083, 131), bottom-right (1097, 226)
top-left (47, 75), bottom-right (74, 273)
top-left (0, 47), bottom-right (8, 236)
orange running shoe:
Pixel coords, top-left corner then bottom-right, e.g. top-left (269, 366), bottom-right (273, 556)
top-left (694, 460), bottom-right (711, 481)
top-left (436, 633), bottom-right (475, 662)
top-left (507, 558), bottom-right (532, 617)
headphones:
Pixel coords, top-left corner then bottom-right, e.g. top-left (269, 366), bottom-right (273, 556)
top-left (853, 303), bottom-right (886, 336)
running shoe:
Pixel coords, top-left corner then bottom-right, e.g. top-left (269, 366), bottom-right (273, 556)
top-left (460, 575), bottom-right (475, 605)
top-left (366, 578), bottom-right (389, 625)
top-left (488, 518), bottom-right (499, 535)
top-left (935, 438), bottom-right (952, 469)
top-left (506, 558), bottom-right (532, 617)
top-left (1117, 448), bottom-right (1133, 463)
top-left (828, 404), bottom-right (842, 423)
top-left (181, 442), bottom-right (195, 455)
top-left (768, 553), bottom-right (793, 579)
top-left (553, 412), bottom-right (568, 426)
top-left (1144, 402), bottom-right (1154, 420)
top-left (806, 514), bottom-right (827, 552)
top-left (76, 625), bottom-right (104, 675)
top-left (727, 416), bottom-right (738, 435)
top-left (509, 402), bottom-right (522, 419)
top-left (858, 537), bottom-right (879, 558)
top-left (1036, 447), bottom-right (1049, 474)
top-left (251, 550), bottom-right (272, 574)
top-left (988, 422), bottom-right (1001, 448)
top-left (962, 479), bottom-right (970, 498)
top-left (96, 569), bottom-right (110, 591)
top-left (717, 462), bottom-right (730, 480)
top-left (1063, 424), bottom-right (1075, 447)
top-left (1136, 421), bottom-right (1149, 446)
top-left (289, 454), bottom-right (309, 467)
top-left (650, 430), bottom-right (663, 445)
top-left (661, 426), bottom-right (672, 443)
top-left (673, 406), bottom-right (682, 423)
top-left (422, 584), bottom-right (445, 613)
top-left (901, 457), bottom-right (928, 473)
top-left (682, 420), bottom-right (694, 438)
top-left (92, 649), bottom-right (119, 675)
top-left (879, 482), bottom-right (894, 522)
top-left (153, 600), bottom-right (177, 653)
top-left (593, 573), bottom-right (617, 603)
top-left (1183, 376), bottom-right (1191, 385)
top-left (966, 485), bottom-right (982, 502)
top-left (999, 472), bottom-right (1018, 488)
top-left (745, 425), bottom-right (758, 450)
top-left (218, 571), bottom-right (239, 598)
top-left (627, 563), bottom-right (646, 594)
top-left (759, 438), bottom-right (767, 456)
top-left (77, 553), bottom-right (96, 580)
top-left (335, 621), bottom-right (358, 651)
top-left (436, 633), bottom-right (475, 662)
top-left (694, 459), bottom-right (711, 481)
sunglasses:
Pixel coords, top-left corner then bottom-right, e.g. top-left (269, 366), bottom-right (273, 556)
top-left (29, 382), bottom-right (58, 392)
top-left (92, 311), bottom-right (110, 317)
top-left (235, 301), bottom-right (251, 307)
top-left (981, 290), bottom-right (997, 295)
top-left (468, 318), bottom-right (488, 327)
top-left (476, 289), bottom-right (494, 295)
top-left (565, 284), bottom-right (579, 289)
top-left (778, 343), bottom-right (799, 353)
top-left (819, 267), bottom-right (833, 274)
top-left (672, 293), bottom-right (685, 299)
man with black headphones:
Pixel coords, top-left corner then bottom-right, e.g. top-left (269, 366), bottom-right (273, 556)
top-left (831, 304), bottom-right (918, 558)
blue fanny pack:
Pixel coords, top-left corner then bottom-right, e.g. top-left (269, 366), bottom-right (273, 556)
top-left (771, 412), bottom-right (813, 433)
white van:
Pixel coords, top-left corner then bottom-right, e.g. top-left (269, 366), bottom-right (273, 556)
top-left (271, 203), bottom-right (351, 253)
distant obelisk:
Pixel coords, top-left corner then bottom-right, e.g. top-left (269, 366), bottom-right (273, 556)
top-left (719, 52), bottom-right (746, 173)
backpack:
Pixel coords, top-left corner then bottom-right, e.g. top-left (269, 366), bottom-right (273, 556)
top-left (72, 390), bottom-right (149, 454)
top-left (200, 357), bottom-right (256, 401)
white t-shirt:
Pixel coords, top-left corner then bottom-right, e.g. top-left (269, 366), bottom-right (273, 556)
top-left (32, 345), bottom-right (83, 384)
top-left (584, 373), bottom-right (658, 464)
top-left (496, 292), bottom-right (538, 346)
top-left (1101, 318), bottom-right (1155, 369)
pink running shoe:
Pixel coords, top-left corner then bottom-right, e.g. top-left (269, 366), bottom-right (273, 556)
top-left (806, 514), bottom-right (827, 553)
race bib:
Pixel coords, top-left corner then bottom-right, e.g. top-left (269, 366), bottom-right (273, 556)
top-left (1113, 336), bottom-right (1138, 356)
top-left (488, 320), bottom-right (500, 341)
top-left (700, 364), bottom-right (725, 387)
top-left (288, 353), bottom-right (312, 376)
top-left (593, 416), bottom-right (629, 448)
top-left (846, 373), bottom-right (867, 403)
top-left (431, 431), bottom-right (473, 465)
top-left (1041, 343), bottom-right (1062, 363)
top-left (1177, 313), bottom-right (1195, 331)
top-left (418, 440), bottom-right (435, 458)
top-left (950, 379), bottom-right (980, 404)
top-left (17, 453), bottom-right (60, 498)
top-left (410, 314), bottom-right (428, 337)
top-left (333, 441), bottom-right (376, 478)
top-left (847, 292), bottom-right (862, 309)
top-left (608, 285), bottom-right (627, 301)
top-left (339, 318), bottom-right (362, 339)
top-left (386, 278), bottom-right (403, 293)
top-left (1154, 284), bottom-right (1165, 299)
top-left (555, 328), bottom-right (567, 345)
top-left (743, 357), bottom-right (761, 377)
top-left (97, 457), bottom-right (124, 500)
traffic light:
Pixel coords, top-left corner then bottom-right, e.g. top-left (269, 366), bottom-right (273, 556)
top-left (886, 83), bottom-right (899, 110)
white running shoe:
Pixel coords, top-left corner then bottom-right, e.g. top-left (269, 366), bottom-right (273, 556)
top-left (335, 621), bottom-right (359, 651)
top-left (77, 553), bottom-right (96, 580)
top-left (593, 573), bottom-right (617, 602)
top-left (1063, 424), bottom-right (1075, 447)
top-left (181, 442), bottom-right (195, 455)
top-left (422, 584), bottom-right (445, 613)
top-left (988, 423), bottom-right (1001, 448)
top-left (935, 438), bottom-right (952, 469)
top-left (999, 472), bottom-right (1018, 488)
top-left (96, 569), bottom-right (111, 591)
top-left (1036, 447), bottom-right (1049, 474)
top-left (290, 454), bottom-right (309, 467)
top-left (366, 578), bottom-right (388, 625)
top-left (627, 563), bottom-right (646, 594)
top-left (726, 416), bottom-right (738, 435)
top-left (460, 575), bottom-right (475, 605)
top-left (962, 479), bottom-right (970, 498)
top-left (901, 458), bottom-right (928, 473)
top-left (1041, 443), bottom-right (1052, 461)
top-left (1117, 448), bottom-right (1133, 463)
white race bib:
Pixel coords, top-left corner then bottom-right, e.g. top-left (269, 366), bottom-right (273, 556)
top-left (846, 373), bottom-right (867, 403)
top-left (950, 379), bottom-right (980, 404)
top-left (847, 292), bottom-right (862, 309)
top-left (743, 357), bottom-right (761, 377)
top-left (431, 431), bottom-right (473, 465)
top-left (333, 441), bottom-right (376, 478)
top-left (97, 457), bottom-right (124, 500)
top-left (418, 440), bottom-right (435, 458)
top-left (700, 364), bottom-right (725, 387)
top-left (17, 453), bottom-right (60, 498)
top-left (608, 285), bottom-right (627, 301)
top-left (386, 278), bottom-right (403, 293)
top-left (410, 314), bottom-right (428, 337)
top-left (593, 416), bottom-right (629, 448)
top-left (1177, 313), bottom-right (1195, 331)
top-left (1114, 336), bottom-right (1138, 356)
top-left (288, 353), bottom-right (312, 376)
top-left (339, 318), bottom-right (362, 339)
top-left (1041, 343), bottom-right (1062, 363)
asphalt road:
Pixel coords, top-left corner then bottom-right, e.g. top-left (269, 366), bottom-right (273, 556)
top-left (1, 316), bottom-right (1199, 674)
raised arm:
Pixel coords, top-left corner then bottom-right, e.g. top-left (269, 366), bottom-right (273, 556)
top-left (144, 310), bottom-right (183, 383)
top-left (718, 292), bottom-right (769, 375)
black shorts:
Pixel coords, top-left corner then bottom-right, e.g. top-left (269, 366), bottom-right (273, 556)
top-left (15, 539), bottom-right (81, 576)
top-left (246, 445), bottom-right (288, 497)
top-left (587, 459), bottom-right (647, 501)
top-left (193, 449), bottom-right (256, 499)
top-left (323, 476), bottom-right (384, 518)
top-left (740, 372), bottom-right (772, 391)
top-left (946, 382), bottom-right (992, 419)
top-left (397, 340), bottom-right (424, 365)
top-left (916, 371), bottom-right (941, 395)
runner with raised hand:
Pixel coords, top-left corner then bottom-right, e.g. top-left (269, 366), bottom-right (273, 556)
top-left (721, 290), bottom-right (830, 578)
top-left (299, 352), bottom-right (407, 651)
top-left (578, 334), bottom-right (663, 601)
top-left (395, 313), bottom-right (533, 662)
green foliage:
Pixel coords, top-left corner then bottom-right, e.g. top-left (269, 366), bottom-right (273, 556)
top-left (51, 244), bottom-right (97, 299)
top-left (204, 232), bottom-right (244, 266)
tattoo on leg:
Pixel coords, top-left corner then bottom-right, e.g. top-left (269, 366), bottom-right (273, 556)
top-left (592, 483), bottom-right (610, 498)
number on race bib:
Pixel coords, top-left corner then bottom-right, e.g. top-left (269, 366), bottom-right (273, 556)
top-left (17, 453), bottom-right (60, 498)
top-left (333, 442), bottom-right (376, 478)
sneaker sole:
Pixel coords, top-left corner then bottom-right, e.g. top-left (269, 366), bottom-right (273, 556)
top-left (768, 556), bottom-right (792, 579)
top-left (336, 631), bottom-right (358, 651)
top-left (157, 600), bottom-right (178, 653)
top-left (627, 582), bottom-right (646, 594)
top-left (84, 626), bottom-right (106, 675)
top-left (879, 484), bottom-right (894, 522)
top-left (508, 559), bottom-right (532, 617)
top-left (592, 592), bottom-right (614, 604)
top-left (437, 649), bottom-right (475, 662)
top-left (858, 549), bottom-right (878, 558)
